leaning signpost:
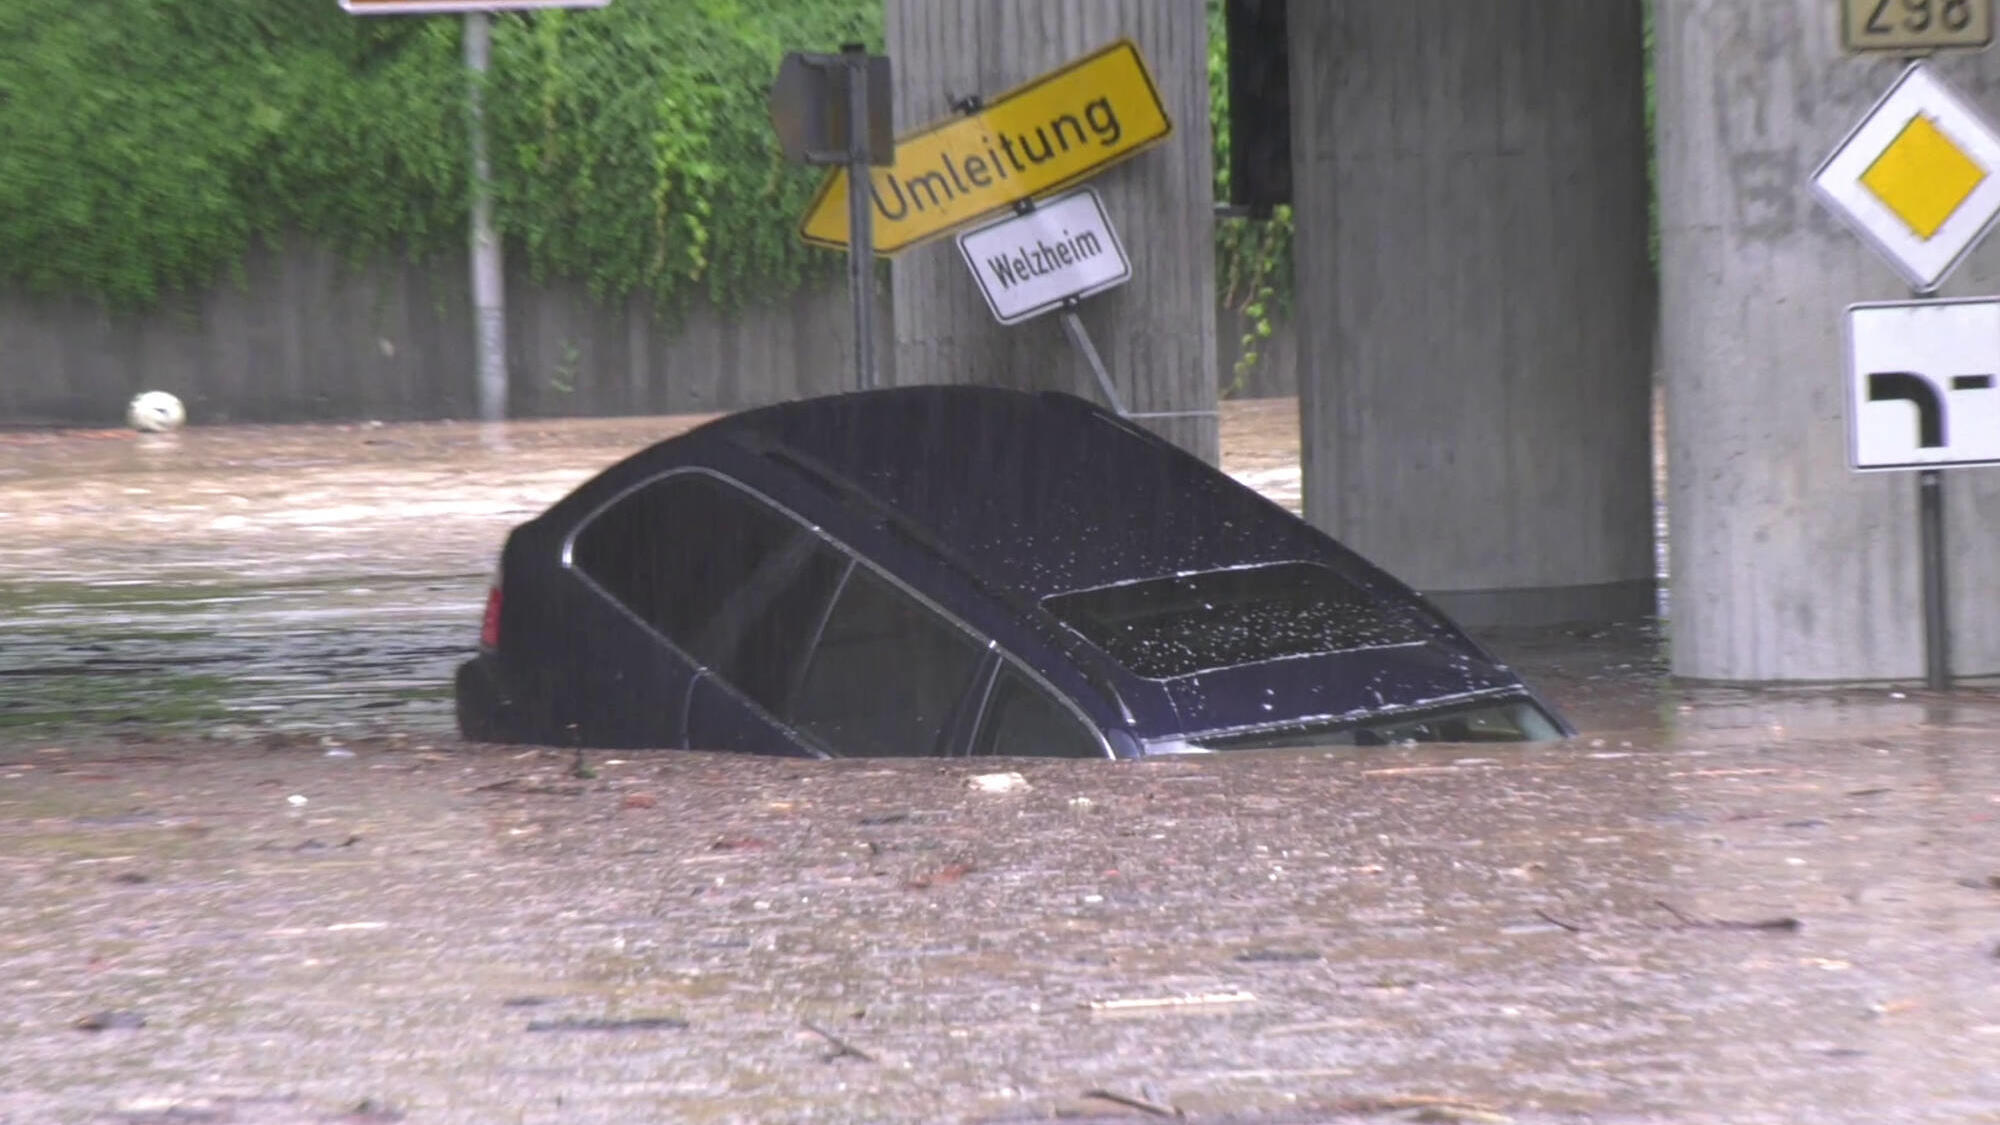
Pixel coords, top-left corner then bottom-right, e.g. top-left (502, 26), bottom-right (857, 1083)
top-left (772, 38), bottom-right (1172, 416)
top-left (1814, 7), bottom-right (2000, 689)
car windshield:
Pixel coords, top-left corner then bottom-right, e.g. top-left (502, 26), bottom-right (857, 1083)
top-left (1157, 696), bottom-right (1565, 752)
top-left (1042, 561), bottom-right (1430, 679)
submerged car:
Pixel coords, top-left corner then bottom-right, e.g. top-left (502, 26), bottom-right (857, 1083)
top-left (456, 386), bottom-right (1570, 758)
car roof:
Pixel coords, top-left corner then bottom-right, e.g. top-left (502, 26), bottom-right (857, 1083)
top-left (562, 386), bottom-right (1542, 743)
top-left (698, 386), bottom-right (1330, 601)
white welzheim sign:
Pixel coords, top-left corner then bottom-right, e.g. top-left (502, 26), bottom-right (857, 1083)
top-left (955, 188), bottom-right (1131, 325)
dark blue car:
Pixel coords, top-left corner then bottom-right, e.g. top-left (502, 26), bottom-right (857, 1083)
top-left (455, 386), bottom-right (1569, 758)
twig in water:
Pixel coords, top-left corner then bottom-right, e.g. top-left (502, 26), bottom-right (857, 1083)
top-left (1533, 908), bottom-right (1582, 933)
top-left (803, 1020), bottom-right (876, 1063)
top-left (525, 1016), bottom-right (685, 1032)
top-left (1082, 1088), bottom-right (1182, 1118)
top-left (472, 777), bottom-right (583, 796)
top-left (1654, 899), bottom-right (1801, 931)
top-left (1722, 915), bottom-right (1802, 931)
top-left (1653, 899), bottom-right (1702, 926)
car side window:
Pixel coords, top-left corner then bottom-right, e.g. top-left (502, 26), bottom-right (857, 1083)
top-left (971, 665), bottom-right (1105, 758)
top-left (786, 564), bottom-right (985, 757)
top-left (703, 539), bottom-right (848, 712)
top-left (570, 473), bottom-right (841, 707)
top-left (572, 473), bottom-right (796, 643)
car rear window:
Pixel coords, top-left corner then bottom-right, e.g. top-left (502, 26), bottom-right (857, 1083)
top-left (1042, 561), bottom-right (1429, 679)
top-left (570, 472), bottom-right (803, 649)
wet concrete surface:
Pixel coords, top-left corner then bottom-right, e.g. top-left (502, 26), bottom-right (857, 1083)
top-left (3, 405), bottom-right (1999, 1123)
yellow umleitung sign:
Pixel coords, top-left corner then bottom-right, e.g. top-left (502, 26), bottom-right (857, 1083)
top-left (799, 39), bottom-right (1171, 254)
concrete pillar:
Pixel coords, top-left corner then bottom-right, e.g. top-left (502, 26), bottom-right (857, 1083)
top-left (884, 0), bottom-right (1218, 461)
top-left (1658, 0), bottom-right (2000, 680)
top-left (1288, 1), bottom-right (1656, 626)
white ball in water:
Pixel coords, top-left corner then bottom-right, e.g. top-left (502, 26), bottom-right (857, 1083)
top-left (127, 391), bottom-right (186, 433)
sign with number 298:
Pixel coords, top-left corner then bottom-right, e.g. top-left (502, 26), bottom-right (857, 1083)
top-left (1843, 0), bottom-right (1993, 53)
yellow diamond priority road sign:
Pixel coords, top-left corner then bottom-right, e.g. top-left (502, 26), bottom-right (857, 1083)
top-left (1814, 62), bottom-right (2000, 291)
top-left (799, 39), bottom-right (1172, 255)
top-left (1861, 113), bottom-right (1986, 240)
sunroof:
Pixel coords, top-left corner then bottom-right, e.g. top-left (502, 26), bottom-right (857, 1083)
top-left (1042, 561), bottom-right (1430, 679)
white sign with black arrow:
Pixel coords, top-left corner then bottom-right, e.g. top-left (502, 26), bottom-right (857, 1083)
top-left (1847, 297), bottom-right (2000, 470)
top-left (1813, 59), bottom-right (2000, 692)
top-left (955, 187), bottom-right (1131, 325)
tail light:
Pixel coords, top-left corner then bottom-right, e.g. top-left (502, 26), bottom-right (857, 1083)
top-left (479, 562), bottom-right (504, 650)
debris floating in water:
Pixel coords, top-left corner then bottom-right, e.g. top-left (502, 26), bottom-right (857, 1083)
top-left (525, 1016), bottom-right (687, 1033)
top-left (1653, 899), bottom-right (1801, 932)
top-left (73, 1011), bottom-right (145, 1032)
top-left (1086, 990), bottom-right (1257, 1014)
top-left (968, 771), bottom-right (1030, 794)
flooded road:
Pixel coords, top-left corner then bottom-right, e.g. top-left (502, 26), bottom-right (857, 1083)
top-left (0, 416), bottom-right (707, 738)
top-left (4, 734), bottom-right (1997, 1123)
top-left (3, 404), bottom-right (1998, 1123)
top-left (0, 403), bottom-right (1305, 741)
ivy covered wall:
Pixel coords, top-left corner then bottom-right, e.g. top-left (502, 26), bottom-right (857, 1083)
top-left (0, 0), bottom-right (876, 311)
top-left (0, 0), bottom-right (1297, 421)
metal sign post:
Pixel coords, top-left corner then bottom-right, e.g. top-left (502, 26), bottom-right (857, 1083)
top-left (1057, 298), bottom-right (1127, 416)
top-left (1906, 282), bottom-right (1952, 694)
top-left (842, 44), bottom-right (877, 390)
top-left (1815, 57), bottom-right (2000, 692)
top-left (1842, 295), bottom-right (2000, 692)
top-left (464, 12), bottom-right (506, 423)
top-left (344, 0), bottom-right (614, 423)
top-left (769, 47), bottom-right (894, 392)
top-left (1919, 462), bottom-right (1949, 689)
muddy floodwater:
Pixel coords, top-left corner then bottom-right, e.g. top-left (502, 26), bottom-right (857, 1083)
top-left (3, 403), bottom-right (1998, 1124)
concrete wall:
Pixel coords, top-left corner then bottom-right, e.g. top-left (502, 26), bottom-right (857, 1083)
top-left (884, 0), bottom-right (1220, 462)
top-left (0, 238), bottom-right (889, 428)
top-left (1287, 0), bottom-right (1658, 627)
top-left (1658, 0), bottom-right (2000, 680)
top-left (0, 237), bottom-right (1300, 431)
